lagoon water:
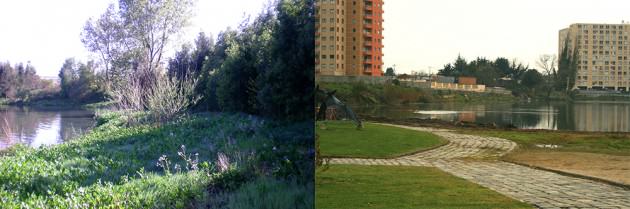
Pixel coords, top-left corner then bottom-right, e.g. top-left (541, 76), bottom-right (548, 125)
top-left (0, 106), bottom-right (95, 150)
top-left (353, 101), bottom-right (630, 132)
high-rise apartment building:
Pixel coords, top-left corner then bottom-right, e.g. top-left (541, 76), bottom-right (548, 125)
top-left (560, 23), bottom-right (630, 91)
top-left (315, 0), bottom-right (384, 76)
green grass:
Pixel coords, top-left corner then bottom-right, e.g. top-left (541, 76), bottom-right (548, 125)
top-left (0, 112), bottom-right (313, 208)
top-left (460, 129), bottom-right (630, 156)
top-left (317, 121), bottom-right (446, 158)
top-left (316, 165), bottom-right (532, 209)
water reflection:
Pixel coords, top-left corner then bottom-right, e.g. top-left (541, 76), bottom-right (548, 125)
top-left (0, 106), bottom-right (95, 149)
top-left (352, 101), bottom-right (630, 132)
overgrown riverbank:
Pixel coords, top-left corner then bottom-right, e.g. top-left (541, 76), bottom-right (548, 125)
top-left (318, 82), bottom-right (517, 105)
top-left (0, 111), bottom-right (313, 208)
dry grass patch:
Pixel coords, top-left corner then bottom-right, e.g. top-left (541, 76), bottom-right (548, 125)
top-left (505, 150), bottom-right (630, 186)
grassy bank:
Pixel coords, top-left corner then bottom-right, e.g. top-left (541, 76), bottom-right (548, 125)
top-left (317, 121), bottom-right (445, 158)
top-left (460, 129), bottom-right (630, 156)
top-left (316, 165), bottom-right (532, 209)
top-left (0, 112), bottom-right (313, 208)
top-left (317, 82), bottom-right (517, 105)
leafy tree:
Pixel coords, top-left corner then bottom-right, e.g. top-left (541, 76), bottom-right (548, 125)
top-left (438, 63), bottom-right (455, 76)
top-left (198, 29), bottom-right (238, 111)
top-left (453, 55), bottom-right (467, 77)
top-left (0, 62), bottom-right (17, 98)
top-left (494, 57), bottom-right (511, 78)
top-left (82, 0), bottom-right (195, 89)
top-left (384, 67), bottom-right (395, 76)
top-left (81, 4), bottom-right (130, 88)
top-left (521, 69), bottom-right (543, 90)
top-left (192, 32), bottom-right (214, 75)
top-left (58, 58), bottom-right (104, 102)
top-left (475, 64), bottom-right (499, 86)
top-left (216, 8), bottom-right (276, 114)
top-left (167, 43), bottom-right (194, 80)
top-left (257, 0), bottom-right (315, 121)
top-left (59, 58), bottom-right (78, 98)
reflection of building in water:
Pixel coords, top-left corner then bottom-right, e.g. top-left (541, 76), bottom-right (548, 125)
top-left (527, 105), bottom-right (558, 130)
top-left (574, 102), bottom-right (630, 132)
top-left (458, 112), bottom-right (476, 122)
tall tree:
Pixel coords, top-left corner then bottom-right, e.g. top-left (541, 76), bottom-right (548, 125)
top-left (82, 0), bottom-right (195, 88)
top-left (536, 54), bottom-right (557, 98)
top-left (557, 39), bottom-right (578, 91)
top-left (0, 62), bottom-right (17, 98)
top-left (438, 63), bottom-right (455, 76)
top-left (81, 4), bottom-right (130, 87)
top-left (384, 67), bottom-right (395, 76)
top-left (216, 8), bottom-right (276, 114)
top-left (257, 0), bottom-right (315, 121)
top-left (453, 55), bottom-right (467, 77)
top-left (58, 58), bottom-right (78, 98)
top-left (167, 43), bottom-right (194, 80)
top-left (494, 57), bottom-right (511, 78)
top-left (118, 0), bottom-right (195, 74)
top-left (521, 69), bottom-right (543, 90)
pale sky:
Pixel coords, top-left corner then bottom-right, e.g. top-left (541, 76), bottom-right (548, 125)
top-left (383, 0), bottom-right (630, 74)
top-left (0, 0), bottom-right (269, 77)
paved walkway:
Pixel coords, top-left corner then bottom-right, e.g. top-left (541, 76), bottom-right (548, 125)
top-left (328, 124), bottom-right (630, 209)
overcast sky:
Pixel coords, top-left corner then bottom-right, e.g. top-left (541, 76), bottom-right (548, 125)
top-left (383, 0), bottom-right (630, 74)
top-left (0, 0), bottom-right (268, 77)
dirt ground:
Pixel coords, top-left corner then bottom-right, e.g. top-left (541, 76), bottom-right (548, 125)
top-left (505, 150), bottom-right (630, 186)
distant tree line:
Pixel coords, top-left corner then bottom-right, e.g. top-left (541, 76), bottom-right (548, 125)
top-left (437, 46), bottom-right (578, 98)
top-left (58, 59), bottom-right (107, 102)
top-left (437, 55), bottom-right (542, 96)
top-left (0, 62), bottom-right (56, 101)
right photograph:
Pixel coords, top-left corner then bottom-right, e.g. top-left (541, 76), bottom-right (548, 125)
top-left (314, 0), bottom-right (630, 208)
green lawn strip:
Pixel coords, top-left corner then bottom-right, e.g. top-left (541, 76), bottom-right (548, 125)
top-left (317, 121), bottom-right (446, 158)
top-left (316, 165), bottom-right (532, 209)
top-left (460, 129), bottom-right (630, 156)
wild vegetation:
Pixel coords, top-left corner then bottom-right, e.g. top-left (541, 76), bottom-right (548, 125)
top-left (0, 112), bottom-right (313, 208)
top-left (317, 82), bottom-right (516, 105)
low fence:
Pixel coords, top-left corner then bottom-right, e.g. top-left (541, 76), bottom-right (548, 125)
top-left (431, 82), bottom-right (486, 93)
top-left (485, 87), bottom-right (512, 95)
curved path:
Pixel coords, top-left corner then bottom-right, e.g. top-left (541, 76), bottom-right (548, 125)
top-left (328, 124), bottom-right (630, 209)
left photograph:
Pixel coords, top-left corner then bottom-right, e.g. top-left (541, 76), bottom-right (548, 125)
top-left (0, 0), bottom-right (315, 208)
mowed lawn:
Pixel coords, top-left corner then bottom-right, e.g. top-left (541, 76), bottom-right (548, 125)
top-left (317, 121), bottom-right (446, 158)
top-left (316, 165), bottom-right (533, 209)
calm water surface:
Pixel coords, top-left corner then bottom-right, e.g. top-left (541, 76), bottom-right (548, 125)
top-left (0, 106), bottom-right (95, 149)
top-left (352, 101), bottom-right (630, 132)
